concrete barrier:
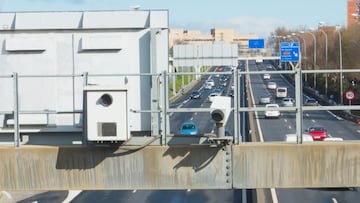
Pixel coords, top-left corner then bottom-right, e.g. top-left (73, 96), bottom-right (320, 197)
top-left (1, 142), bottom-right (360, 190)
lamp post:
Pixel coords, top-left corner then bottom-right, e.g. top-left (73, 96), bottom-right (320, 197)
top-left (335, 28), bottom-right (343, 104)
top-left (293, 33), bottom-right (307, 81)
top-left (318, 28), bottom-right (328, 95)
top-left (301, 31), bottom-right (317, 88)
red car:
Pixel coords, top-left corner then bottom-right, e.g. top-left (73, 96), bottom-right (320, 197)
top-left (306, 126), bottom-right (328, 141)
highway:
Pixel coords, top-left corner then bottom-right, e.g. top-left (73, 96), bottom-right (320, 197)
top-left (169, 66), bottom-right (236, 136)
top-left (249, 61), bottom-right (360, 203)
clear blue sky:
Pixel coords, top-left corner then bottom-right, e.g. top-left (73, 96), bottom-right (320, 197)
top-left (0, 0), bottom-right (347, 37)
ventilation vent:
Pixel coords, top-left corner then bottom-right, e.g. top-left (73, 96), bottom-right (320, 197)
top-left (97, 122), bottom-right (117, 137)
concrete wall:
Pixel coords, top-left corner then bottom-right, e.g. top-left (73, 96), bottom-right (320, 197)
top-left (0, 142), bottom-right (359, 190)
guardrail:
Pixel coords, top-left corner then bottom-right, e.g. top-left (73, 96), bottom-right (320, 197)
top-left (2, 64), bottom-right (360, 147)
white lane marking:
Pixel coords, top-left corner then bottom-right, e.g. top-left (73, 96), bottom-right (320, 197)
top-left (190, 117), bottom-right (194, 121)
top-left (311, 119), bottom-right (316, 123)
top-left (284, 119), bottom-right (287, 123)
top-left (132, 190), bottom-right (137, 193)
top-left (194, 112), bottom-right (198, 116)
top-left (288, 126), bottom-right (292, 129)
top-left (270, 188), bottom-right (279, 203)
top-left (62, 190), bottom-right (82, 203)
top-left (332, 197), bottom-right (338, 203)
top-left (327, 110), bottom-right (344, 120)
top-left (357, 130), bottom-right (360, 134)
top-left (305, 113), bottom-right (310, 117)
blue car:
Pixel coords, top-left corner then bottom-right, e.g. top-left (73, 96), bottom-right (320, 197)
top-left (179, 121), bottom-right (199, 135)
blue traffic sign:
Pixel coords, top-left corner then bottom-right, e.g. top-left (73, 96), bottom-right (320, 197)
top-left (280, 42), bottom-right (300, 62)
top-left (248, 39), bottom-right (265, 49)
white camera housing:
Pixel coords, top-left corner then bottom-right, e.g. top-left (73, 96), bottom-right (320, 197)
top-left (210, 96), bottom-right (231, 124)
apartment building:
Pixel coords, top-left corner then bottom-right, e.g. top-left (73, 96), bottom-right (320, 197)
top-left (169, 28), bottom-right (259, 49)
top-left (348, 0), bottom-right (360, 27)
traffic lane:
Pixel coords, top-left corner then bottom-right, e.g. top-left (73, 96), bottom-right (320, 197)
top-left (71, 189), bottom-right (243, 203)
top-left (251, 63), bottom-right (360, 203)
top-left (277, 188), bottom-right (360, 203)
top-left (170, 76), bottom-right (233, 135)
top-left (252, 63), bottom-right (360, 142)
top-left (303, 110), bottom-right (360, 140)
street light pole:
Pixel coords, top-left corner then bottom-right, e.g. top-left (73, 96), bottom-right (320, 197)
top-left (293, 33), bottom-right (307, 81)
top-left (335, 29), bottom-right (343, 104)
top-left (318, 29), bottom-right (328, 95)
top-left (301, 31), bottom-right (317, 88)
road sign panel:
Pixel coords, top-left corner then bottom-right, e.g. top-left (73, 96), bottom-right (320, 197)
top-left (280, 42), bottom-right (300, 62)
top-left (345, 90), bottom-right (355, 100)
top-left (248, 39), bottom-right (265, 49)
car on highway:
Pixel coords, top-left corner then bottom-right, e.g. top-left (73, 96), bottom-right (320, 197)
top-left (264, 103), bottom-right (280, 119)
top-left (281, 97), bottom-right (295, 107)
top-left (267, 81), bottom-right (277, 90)
top-left (204, 82), bottom-right (213, 89)
top-left (284, 134), bottom-right (314, 142)
top-left (179, 121), bottom-right (199, 135)
top-left (305, 126), bottom-right (328, 141)
top-left (263, 73), bottom-right (271, 80)
top-left (304, 98), bottom-right (319, 106)
top-left (189, 90), bottom-right (201, 99)
top-left (259, 94), bottom-right (272, 104)
top-left (206, 79), bottom-right (215, 86)
top-left (208, 91), bottom-right (222, 102)
top-left (276, 87), bottom-right (287, 98)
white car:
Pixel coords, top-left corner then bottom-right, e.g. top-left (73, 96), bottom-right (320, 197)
top-left (263, 73), bottom-right (271, 80)
top-left (259, 94), bottom-right (272, 104)
top-left (264, 104), bottom-right (280, 118)
top-left (281, 97), bottom-right (295, 107)
top-left (285, 134), bottom-right (314, 142)
top-left (267, 81), bottom-right (277, 90)
top-left (208, 91), bottom-right (221, 102)
top-left (206, 79), bottom-right (215, 87)
top-left (204, 82), bottom-right (212, 89)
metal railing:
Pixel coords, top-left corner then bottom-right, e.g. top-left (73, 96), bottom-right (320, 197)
top-left (2, 63), bottom-right (360, 147)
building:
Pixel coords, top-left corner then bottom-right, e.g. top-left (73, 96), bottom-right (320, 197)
top-left (169, 28), bottom-right (259, 49)
top-left (347, 0), bottom-right (360, 27)
top-left (0, 10), bottom-right (169, 142)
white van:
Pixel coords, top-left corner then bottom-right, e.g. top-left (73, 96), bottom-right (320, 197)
top-left (276, 87), bottom-right (287, 98)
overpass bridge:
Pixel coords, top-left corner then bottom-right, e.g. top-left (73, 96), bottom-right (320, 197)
top-left (1, 65), bottom-right (360, 190)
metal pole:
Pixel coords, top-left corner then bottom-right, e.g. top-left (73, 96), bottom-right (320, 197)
top-left (162, 71), bottom-right (169, 145)
top-left (295, 33), bottom-right (307, 82)
top-left (293, 62), bottom-right (303, 144)
top-left (303, 31), bottom-right (317, 89)
top-left (13, 72), bottom-right (20, 147)
top-left (335, 29), bottom-right (343, 104)
top-left (233, 68), bottom-right (240, 144)
top-left (319, 29), bottom-right (328, 95)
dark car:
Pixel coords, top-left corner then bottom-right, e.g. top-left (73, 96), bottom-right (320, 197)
top-left (190, 90), bottom-right (201, 99)
top-left (304, 98), bottom-right (318, 106)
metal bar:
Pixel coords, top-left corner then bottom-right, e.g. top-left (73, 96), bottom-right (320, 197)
top-left (162, 71), bottom-right (169, 146)
top-left (293, 62), bottom-right (304, 144)
top-left (13, 73), bottom-right (20, 147)
top-left (233, 69), bottom-right (240, 144)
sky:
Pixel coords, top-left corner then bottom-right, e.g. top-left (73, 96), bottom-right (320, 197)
top-left (0, 0), bottom-right (348, 38)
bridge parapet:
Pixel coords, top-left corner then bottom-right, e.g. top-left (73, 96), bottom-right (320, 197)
top-left (0, 142), bottom-right (359, 190)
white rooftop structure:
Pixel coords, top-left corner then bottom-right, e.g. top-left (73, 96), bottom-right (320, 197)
top-left (0, 10), bottom-right (169, 137)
